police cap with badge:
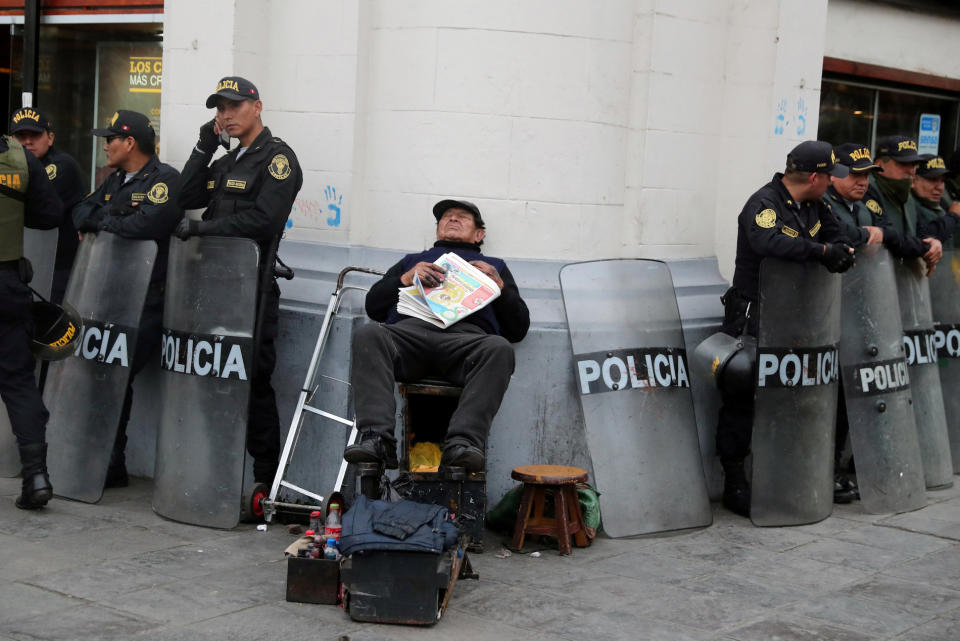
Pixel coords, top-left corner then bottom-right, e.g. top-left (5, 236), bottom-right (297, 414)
top-left (206, 76), bottom-right (260, 108)
top-left (91, 110), bottom-right (155, 147)
top-left (834, 143), bottom-right (882, 173)
top-left (10, 107), bottom-right (52, 134)
top-left (875, 135), bottom-right (922, 163)
top-left (916, 154), bottom-right (952, 179)
top-left (785, 140), bottom-right (849, 178)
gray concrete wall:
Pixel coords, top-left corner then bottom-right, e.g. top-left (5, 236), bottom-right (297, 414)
top-left (124, 241), bottom-right (727, 505)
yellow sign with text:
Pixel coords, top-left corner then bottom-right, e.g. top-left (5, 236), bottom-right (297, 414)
top-left (129, 56), bottom-right (162, 94)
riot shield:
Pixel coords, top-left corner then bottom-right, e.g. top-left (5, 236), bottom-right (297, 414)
top-left (929, 249), bottom-right (960, 473)
top-left (153, 237), bottom-right (259, 529)
top-left (896, 258), bottom-right (954, 488)
top-left (751, 259), bottom-right (840, 527)
top-left (44, 233), bottom-right (156, 502)
top-left (560, 259), bottom-right (711, 537)
top-left (838, 246), bottom-right (926, 514)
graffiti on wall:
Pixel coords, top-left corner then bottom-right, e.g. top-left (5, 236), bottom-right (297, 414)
top-left (288, 185), bottom-right (345, 230)
top-left (773, 96), bottom-right (808, 137)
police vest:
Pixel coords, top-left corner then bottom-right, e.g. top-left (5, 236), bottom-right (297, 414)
top-left (0, 137), bottom-right (30, 261)
top-left (205, 137), bottom-right (287, 221)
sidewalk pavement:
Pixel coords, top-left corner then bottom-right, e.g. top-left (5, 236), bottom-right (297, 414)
top-left (1, 475), bottom-right (959, 641)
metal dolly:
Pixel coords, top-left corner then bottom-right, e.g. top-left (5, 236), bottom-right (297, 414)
top-left (262, 266), bottom-right (384, 523)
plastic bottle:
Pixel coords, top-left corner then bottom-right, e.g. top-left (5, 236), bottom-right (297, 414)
top-left (302, 530), bottom-right (317, 558)
top-left (309, 510), bottom-right (322, 533)
top-left (324, 502), bottom-right (342, 542)
top-left (323, 538), bottom-right (339, 560)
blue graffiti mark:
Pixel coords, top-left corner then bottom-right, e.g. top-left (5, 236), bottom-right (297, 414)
top-left (323, 185), bottom-right (343, 227)
top-left (285, 219), bottom-right (293, 229)
top-left (796, 97), bottom-right (807, 136)
top-left (774, 99), bottom-right (788, 136)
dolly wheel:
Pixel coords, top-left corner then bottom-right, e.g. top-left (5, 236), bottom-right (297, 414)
top-left (241, 483), bottom-right (269, 522)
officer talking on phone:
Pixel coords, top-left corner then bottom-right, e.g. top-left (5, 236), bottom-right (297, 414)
top-left (177, 76), bottom-right (303, 484)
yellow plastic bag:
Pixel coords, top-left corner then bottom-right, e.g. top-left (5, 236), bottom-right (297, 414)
top-left (409, 441), bottom-right (442, 472)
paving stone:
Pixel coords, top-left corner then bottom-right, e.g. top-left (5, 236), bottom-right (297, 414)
top-left (724, 614), bottom-right (875, 641)
top-left (782, 591), bottom-right (933, 638)
top-left (876, 515), bottom-right (960, 541)
top-left (712, 520), bottom-right (820, 552)
top-left (828, 523), bottom-right (952, 556)
top-left (104, 579), bottom-right (263, 625)
top-left (0, 603), bottom-right (157, 641)
top-left (448, 580), bottom-right (595, 630)
top-left (720, 554), bottom-right (872, 591)
top-left (22, 558), bottom-right (178, 600)
top-left (785, 537), bottom-right (917, 572)
top-left (540, 606), bottom-right (712, 641)
top-left (0, 582), bottom-right (88, 626)
top-left (628, 583), bottom-right (772, 633)
top-left (0, 533), bottom-right (86, 582)
top-left (884, 546), bottom-right (960, 590)
top-left (841, 575), bottom-right (960, 615)
top-left (889, 612), bottom-right (960, 641)
top-left (680, 570), bottom-right (814, 609)
top-left (591, 549), bottom-right (719, 584)
top-left (193, 559), bottom-right (288, 604)
top-left (640, 531), bottom-right (779, 568)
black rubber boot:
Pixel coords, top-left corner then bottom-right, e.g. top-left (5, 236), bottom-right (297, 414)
top-left (104, 432), bottom-right (129, 489)
top-left (344, 433), bottom-right (399, 470)
top-left (16, 443), bottom-right (53, 510)
top-left (440, 443), bottom-right (484, 472)
top-left (721, 458), bottom-right (750, 518)
top-left (833, 473), bottom-right (859, 504)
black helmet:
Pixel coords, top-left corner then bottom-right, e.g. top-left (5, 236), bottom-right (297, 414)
top-left (31, 300), bottom-right (81, 361)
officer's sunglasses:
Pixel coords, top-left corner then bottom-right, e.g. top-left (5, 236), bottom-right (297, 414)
top-left (105, 135), bottom-right (127, 144)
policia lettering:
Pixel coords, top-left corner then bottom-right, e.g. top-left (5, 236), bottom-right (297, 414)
top-left (845, 357), bottom-right (910, 397)
top-left (903, 329), bottom-right (937, 366)
top-left (934, 324), bottom-right (960, 358)
top-left (757, 346), bottom-right (839, 388)
top-left (576, 347), bottom-right (689, 395)
top-left (160, 329), bottom-right (252, 380)
top-left (74, 320), bottom-right (134, 367)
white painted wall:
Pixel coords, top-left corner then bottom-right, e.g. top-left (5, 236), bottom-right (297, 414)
top-left (158, 0), bottom-right (959, 281)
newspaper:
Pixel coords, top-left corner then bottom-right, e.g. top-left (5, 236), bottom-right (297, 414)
top-left (397, 252), bottom-right (501, 328)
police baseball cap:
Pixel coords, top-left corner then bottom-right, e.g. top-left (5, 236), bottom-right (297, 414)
top-left (10, 107), bottom-right (51, 134)
top-left (916, 154), bottom-right (951, 179)
top-left (875, 135), bottom-right (922, 163)
top-left (834, 142), bottom-right (881, 173)
top-left (206, 76), bottom-right (260, 108)
top-left (433, 199), bottom-right (485, 229)
top-left (91, 110), bottom-right (155, 146)
top-left (786, 141), bottom-right (849, 178)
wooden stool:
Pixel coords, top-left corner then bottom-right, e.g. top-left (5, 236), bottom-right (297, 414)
top-left (510, 465), bottom-right (589, 555)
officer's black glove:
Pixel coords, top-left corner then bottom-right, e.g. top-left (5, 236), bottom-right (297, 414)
top-left (196, 119), bottom-right (219, 154)
top-left (820, 242), bottom-right (855, 273)
top-left (175, 218), bottom-right (201, 240)
top-left (76, 211), bottom-right (104, 232)
top-left (105, 201), bottom-right (138, 217)
top-left (97, 216), bottom-right (119, 233)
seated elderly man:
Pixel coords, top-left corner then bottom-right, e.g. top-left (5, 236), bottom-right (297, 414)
top-left (344, 199), bottom-right (530, 472)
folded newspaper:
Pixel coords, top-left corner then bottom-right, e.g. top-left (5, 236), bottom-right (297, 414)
top-left (397, 252), bottom-right (501, 328)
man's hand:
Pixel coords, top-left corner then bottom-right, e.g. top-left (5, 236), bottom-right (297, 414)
top-left (469, 260), bottom-right (504, 289)
top-left (196, 119), bottom-right (220, 154)
top-left (949, 201), bottom-right (960, 216)
top-left (863, 225), bottom-right (883, 245)
top-left (106, 201), bottom-right (139, 217)
top-left (175, 218), bottom-right (201, 240)
top-left (819, 242), bottom-right (855, 273)
top-left (401, 262), bottom-right (447, 288)
top-left (923, 237), bottom-right (943, 266)
top-left (76, 211), bottom-right (104, 233)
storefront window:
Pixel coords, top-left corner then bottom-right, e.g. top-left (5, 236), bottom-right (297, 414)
top-left (3, 22), bottom-right (161, 191)
top-left (819, 78), bottom-right (960, 157)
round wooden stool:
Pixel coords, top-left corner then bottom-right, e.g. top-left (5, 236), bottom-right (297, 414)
top-left (509, 465), bottom-right (589, 555)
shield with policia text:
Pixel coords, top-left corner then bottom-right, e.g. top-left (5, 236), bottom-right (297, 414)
top-left (896, 257), bottom-right (954, 488)
top-left (926, 249), bottom-right (960, 474)
top-left (751, 258), bottom-right (840, 527)
top-left (560, 259), bottom-right (712, 537)
top-left (44, 233), bottom-right (156, 503)
top-left (153, 237), bottom-right (259, 529)
top-left (0, 228), bottom-right (61, 477)
top-left (838, 245), bottom-right (925, 514)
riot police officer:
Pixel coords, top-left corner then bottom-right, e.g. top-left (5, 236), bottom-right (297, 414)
top-left (73, 110), bottom-right (183, 487)
top-left (717, 141), bottom-right (856, 517)
top-left (0, 133), bottom-right (63, 508)
top-left (913, 155), bottom-right (959, 249)
top-left (10, 107), bottom-right (84, 304)
top-left (176, 77), bottom-right (303, 484)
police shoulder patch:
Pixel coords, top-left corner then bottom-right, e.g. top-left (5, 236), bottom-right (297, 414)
top-left (267, 154), bottom-right (292, 180)
top-left (755, 208), bottom-right (777, 229)
top-left (147, 182), bottom-right (169, 204)
top-left (866, 199), bottom-right (882, 215)
top-left (45, 163), bottom-right (57, 180)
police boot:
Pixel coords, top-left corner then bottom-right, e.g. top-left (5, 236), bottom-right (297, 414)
top-left (833, 473), bottom-right (859, 504)
top-left (104, 432), bottom-right (129, 489)
top-left (721, 458), bottom-right (750, 518)
top-left (344, 432), bottom-right (399, 470)
top-left (16, 443), bottom-right (53, 510)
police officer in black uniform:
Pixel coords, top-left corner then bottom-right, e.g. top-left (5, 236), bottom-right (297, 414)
top-left (0, 133), bottom-right (63, 509)
top-left (10, 107), bottom-right (84, 304)
top-left (912, 154), bottom-right (960, 249)
top-left (718, 141), bottom-right (856, 517)
top-left (73, 110), bottom-right (183, 487)
top-left (176, 76), bottom-right (303, 484)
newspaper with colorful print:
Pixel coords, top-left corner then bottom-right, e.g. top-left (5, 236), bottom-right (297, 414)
top-left (396, 252), bottom-right (501, 328)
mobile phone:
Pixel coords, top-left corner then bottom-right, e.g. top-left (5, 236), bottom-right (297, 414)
top-left (219, 130), bottom-right (230, 150)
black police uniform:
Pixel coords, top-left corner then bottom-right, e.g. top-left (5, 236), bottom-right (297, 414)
top-left (0, 136), bottom-right (63, 507)
top-left (72, 154), bottom-right (183, 479)
top-left (718, 173), bottom-right (855, 462)
top-left (864, 174), bottom-right (948, 254)
top-left (178, 126), bottom-right (303, 483)
top-left (41, 147), bottom-right (84, 303)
